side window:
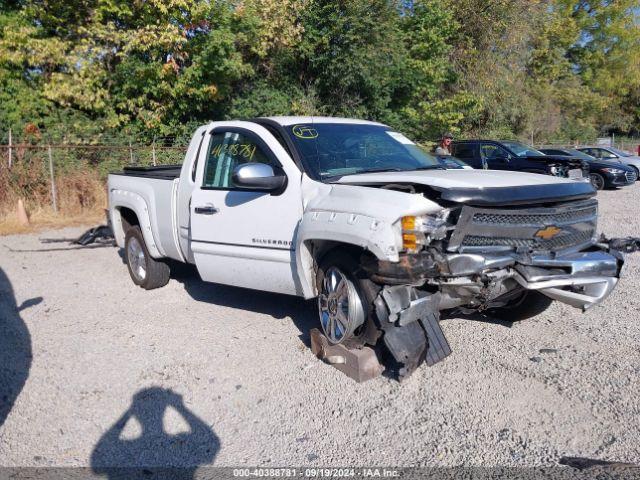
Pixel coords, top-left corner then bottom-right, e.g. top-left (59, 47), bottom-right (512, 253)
top-left (480, 144), bottom-right (510, 161)
top-left (203, 131), bottom-right (276, 188)
top-left (451, 143), bottom-right (475, 160)
top-left (600, 149), bottom-right (617, 159)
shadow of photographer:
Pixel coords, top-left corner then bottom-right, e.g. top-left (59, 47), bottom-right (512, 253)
top-left (0, 267), bottom-right (41, 428)
top-left (91, 387), bottom-right (220, 480)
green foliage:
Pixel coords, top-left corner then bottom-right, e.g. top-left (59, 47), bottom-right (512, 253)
top-left (0, 0), bottom-right (639, 145)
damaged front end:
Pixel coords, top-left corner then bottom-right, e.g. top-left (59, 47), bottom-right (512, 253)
top-left (361, 197), bottom-right (638, 379)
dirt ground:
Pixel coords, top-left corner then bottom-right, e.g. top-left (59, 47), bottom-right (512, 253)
top-left (1, 186), bottom-right (639, 470)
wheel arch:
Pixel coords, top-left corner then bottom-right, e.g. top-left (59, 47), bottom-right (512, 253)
top-left (295, 236), bottom-right (388, 300)
top-left (109, 191), bottom-right (162, 258)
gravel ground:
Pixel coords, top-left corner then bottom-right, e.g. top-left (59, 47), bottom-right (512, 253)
top-left (1, 185), bottom-right (639, 470)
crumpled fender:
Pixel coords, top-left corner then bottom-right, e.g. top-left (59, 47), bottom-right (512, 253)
top-left (295, 183), bottom-right (442, 298)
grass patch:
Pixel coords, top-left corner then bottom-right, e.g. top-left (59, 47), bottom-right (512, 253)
top-left (0, 206), bottom-right (105, 236)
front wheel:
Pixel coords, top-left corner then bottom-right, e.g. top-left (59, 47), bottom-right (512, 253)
top-left (316, 251), bottom-right (380, 347)
top-left (589, 173), bottom-right (605, 190)
top-left (125, 226), bottom-right (170, 290)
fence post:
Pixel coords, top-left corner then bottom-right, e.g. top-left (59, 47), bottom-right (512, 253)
top-left (8, 128), bottom-right (12, 168)
top-left (152, 136), bottom-right (157, 166)
top-left (47, 145), bottom-right (58, 213)
top-left (129, 139), bottom-right (134, 164)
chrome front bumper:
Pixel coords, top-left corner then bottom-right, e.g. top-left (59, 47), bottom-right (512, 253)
top-left (513, 250), bottom-right (623, 310)
top-left (442, 247), bottom-right (625, 311)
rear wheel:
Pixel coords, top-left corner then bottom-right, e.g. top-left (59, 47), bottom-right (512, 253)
top-left (488, 290), bottom-right (553, 322)
top-left (589, 173), bottom-right (605, 190)
top-left (316, 251), bottom-right (380, 347)
top-left (125, 226), bottom-right (170, 290)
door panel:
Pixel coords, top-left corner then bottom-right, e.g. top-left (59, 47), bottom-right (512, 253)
top-left (190, 127), bottom-right (303, 296)
top-left (480, 143), bottom-right (511, 170)
top-left (452, 143), bottom-right (480, 168)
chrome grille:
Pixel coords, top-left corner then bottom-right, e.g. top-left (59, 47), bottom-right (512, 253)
top-left (472, 205), bottom-right (597, 226)
top-left (461, 236), bottom-right (536, 248)
top-left (625, 170), bottom-right (637, 183)
top-left (461, 230), bottom-right (594, 250)
top-left (449, 199), bottom-right (598, 253)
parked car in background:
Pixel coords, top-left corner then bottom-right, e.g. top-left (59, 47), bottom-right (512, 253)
top-left (577, 146), bottom-right (640, 180)
top-left (540, 148), bottom-right (637, 190)
top-left (451, 140), bottom-right (588, 180)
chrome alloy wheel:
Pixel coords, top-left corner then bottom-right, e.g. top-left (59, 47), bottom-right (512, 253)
top-left (318, 267), bottom-right (365, 344)
top-left (127, 236), bottom-right (147, 282)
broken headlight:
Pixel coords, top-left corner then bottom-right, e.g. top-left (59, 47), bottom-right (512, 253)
top-left (401, 210), bottom-right (452, 252)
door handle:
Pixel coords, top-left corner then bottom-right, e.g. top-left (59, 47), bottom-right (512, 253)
top-left (194, 205), bottom-right (218, 215)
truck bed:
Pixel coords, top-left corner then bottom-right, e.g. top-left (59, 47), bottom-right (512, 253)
top-left (113, 164), bottom-right (182, 180)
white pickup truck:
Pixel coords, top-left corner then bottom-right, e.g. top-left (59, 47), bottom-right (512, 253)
top-left (108, 117), bottom-right (627, 378)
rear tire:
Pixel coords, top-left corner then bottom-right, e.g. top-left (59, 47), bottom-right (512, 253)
top-left (488, 290), bottom-right (553, 322)
top-left (124, 226), bottom-right (170, 290)
top-left (316, 251), bottom-right (380, 348)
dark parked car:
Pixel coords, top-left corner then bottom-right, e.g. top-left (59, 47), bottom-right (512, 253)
top-left (451, 140), bottom-right (588, 180)
top-left (540, 148), bottom-right (637, 190)
top-left (576, 146), bottom-right (640, 179)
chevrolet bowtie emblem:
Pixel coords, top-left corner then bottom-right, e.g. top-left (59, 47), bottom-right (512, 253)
top-left (535, 225), bottom-right (562, 240)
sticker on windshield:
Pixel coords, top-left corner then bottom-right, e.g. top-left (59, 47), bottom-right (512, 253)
top-left (386, 131), bottom-right (415, 145)
top-left (292, 125), bottom-right (318, 139)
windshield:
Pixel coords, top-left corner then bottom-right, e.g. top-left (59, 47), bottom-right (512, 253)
top-left (285, 123), bottom-right (440, 180)
top-left (501, 141), bottom-right (545, 157)
top-left (608, 147), bottom-right (631, 157)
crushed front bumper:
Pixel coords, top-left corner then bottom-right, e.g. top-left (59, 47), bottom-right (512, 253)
top-left (367, 237), bottom-right (638, 379)
top-left (513, 249), bottom-right (623, 310)
top-left (365, 238), bottom-right (637, 312)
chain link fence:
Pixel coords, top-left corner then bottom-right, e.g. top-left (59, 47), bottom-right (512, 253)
top-left (0, 137), bottom-right (187, 216)
top-left (2, 131), bottom-right (640, 217)
top-left (536, 137), bottom-right (640, 153)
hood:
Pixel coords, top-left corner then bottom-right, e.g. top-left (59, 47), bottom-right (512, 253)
top-left (586, 158), bottom-right (634, 171)
top-left (333, 169), bottom-right (596, 206)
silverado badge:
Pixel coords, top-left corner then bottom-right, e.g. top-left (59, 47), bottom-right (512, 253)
top-left (535, 225), bottom-right (562, 240)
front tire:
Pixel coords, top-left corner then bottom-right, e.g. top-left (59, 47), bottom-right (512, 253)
top-left (316, 251), bottom-right (380, 347)
top-left (125, 226), bottom-right (170, 290)
top-left (589, 173), bottom-right (605, 191)
top-left (487, 290), bottom-right (553, 322)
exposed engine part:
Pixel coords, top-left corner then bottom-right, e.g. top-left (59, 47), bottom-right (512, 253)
top-left (374, 285), bottom-right (451, 379)
top-left (380, 286), bottom-right (440, 326)
top-left (361, 252), bottom-right (439, 285)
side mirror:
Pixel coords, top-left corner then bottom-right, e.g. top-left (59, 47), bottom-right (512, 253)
top-left (232, 163), bottom-right (286, 191)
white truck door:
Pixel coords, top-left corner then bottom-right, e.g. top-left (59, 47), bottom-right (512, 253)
top-left (189, 122), bottom-right (304, 295)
